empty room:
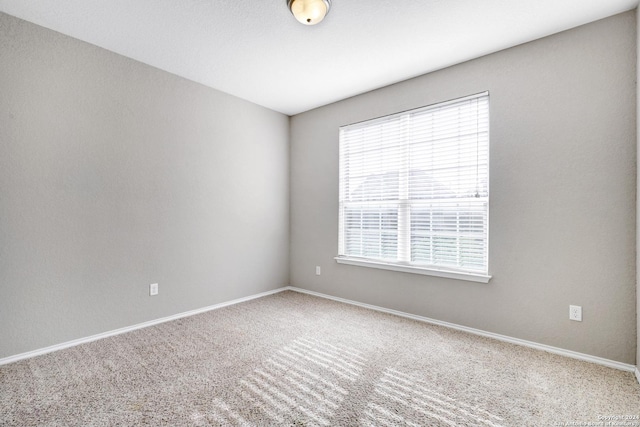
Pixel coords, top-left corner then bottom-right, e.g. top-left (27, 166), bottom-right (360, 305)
top-left (1, 0), bottom-right (639, 425)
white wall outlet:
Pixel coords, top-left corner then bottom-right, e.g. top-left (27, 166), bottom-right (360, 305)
top-left (150, 283), bottom-right (158, 296)
top-left (315, 266), bottom-right (321, 276)
top-left (569, 305), bottom-right (582, 321)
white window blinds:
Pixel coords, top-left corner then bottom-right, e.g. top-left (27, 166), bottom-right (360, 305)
top-left (338, 92), bottom-right (489, 275)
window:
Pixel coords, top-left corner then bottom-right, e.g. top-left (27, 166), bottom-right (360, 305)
top-left (337, 92), bottom-right (490, 282)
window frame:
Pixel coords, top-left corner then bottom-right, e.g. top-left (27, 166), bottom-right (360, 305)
top-left (336, 92), bottom-right (491, 283)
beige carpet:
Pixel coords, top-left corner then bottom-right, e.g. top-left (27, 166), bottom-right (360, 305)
top-left (1, 290), bottom-right (639, 426)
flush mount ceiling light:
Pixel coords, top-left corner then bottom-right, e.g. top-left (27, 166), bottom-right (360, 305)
top-left (287, 0), bottom-right (331, 25)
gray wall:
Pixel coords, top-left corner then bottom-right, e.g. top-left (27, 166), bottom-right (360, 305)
top-left (0, 13), bottom-right (290, 359)
top-left (637, 7), bottom-right (640, 371)
top-left (290, 12), bottom-right (637, 364)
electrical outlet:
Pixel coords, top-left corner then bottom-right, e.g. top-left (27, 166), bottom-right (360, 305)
top-left (569, 305), bottom-right (582, 321)
top-left (150, 283), bottom-right (158, 296)
top-left (315, 266), bottom-right (321, 276)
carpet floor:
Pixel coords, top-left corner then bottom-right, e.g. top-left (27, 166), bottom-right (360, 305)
top-left (1, 290), bottom-right (639, 426)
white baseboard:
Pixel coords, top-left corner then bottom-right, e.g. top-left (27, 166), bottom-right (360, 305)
top-left (285, 286), bottom-right (637, 374)
top-left (0, 286), bottom-right (289, 366)
top-left (3, 285), bottom-right (638, 379)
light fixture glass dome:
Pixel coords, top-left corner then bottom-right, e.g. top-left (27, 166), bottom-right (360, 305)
top-left (287, 0), bottom-right (331, 25)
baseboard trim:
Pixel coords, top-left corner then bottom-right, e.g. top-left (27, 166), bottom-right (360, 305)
top-left (285, 286), bottom-right (637, 374)
top-left (0, 286), bottom-right (289, 366)
top-left (3, 285), bottom-right (637, 376)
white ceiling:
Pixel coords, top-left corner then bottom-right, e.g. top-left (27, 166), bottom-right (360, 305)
top-left (0, 0), bottom-right (637, 115)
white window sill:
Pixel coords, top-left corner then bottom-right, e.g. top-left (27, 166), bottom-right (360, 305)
top-left (334, 256), bottom-right (491, 283)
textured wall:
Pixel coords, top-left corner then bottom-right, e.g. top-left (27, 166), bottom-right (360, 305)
top-left (290, 12), bottom-right (637, 364)
top-left (0, 13), bottom-right (290, 359)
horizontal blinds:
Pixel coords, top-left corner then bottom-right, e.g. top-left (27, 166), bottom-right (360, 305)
top-left (339, 92), bottom-right (489, 274)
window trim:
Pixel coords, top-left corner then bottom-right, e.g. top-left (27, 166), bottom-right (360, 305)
top-left (337, 92), bottom-right (490, 280)
top-left (335, 256), bottom-right (492, 283)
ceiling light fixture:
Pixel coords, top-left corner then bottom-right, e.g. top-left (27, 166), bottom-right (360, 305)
top-left (287, 0), bottom-right (331, 25)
